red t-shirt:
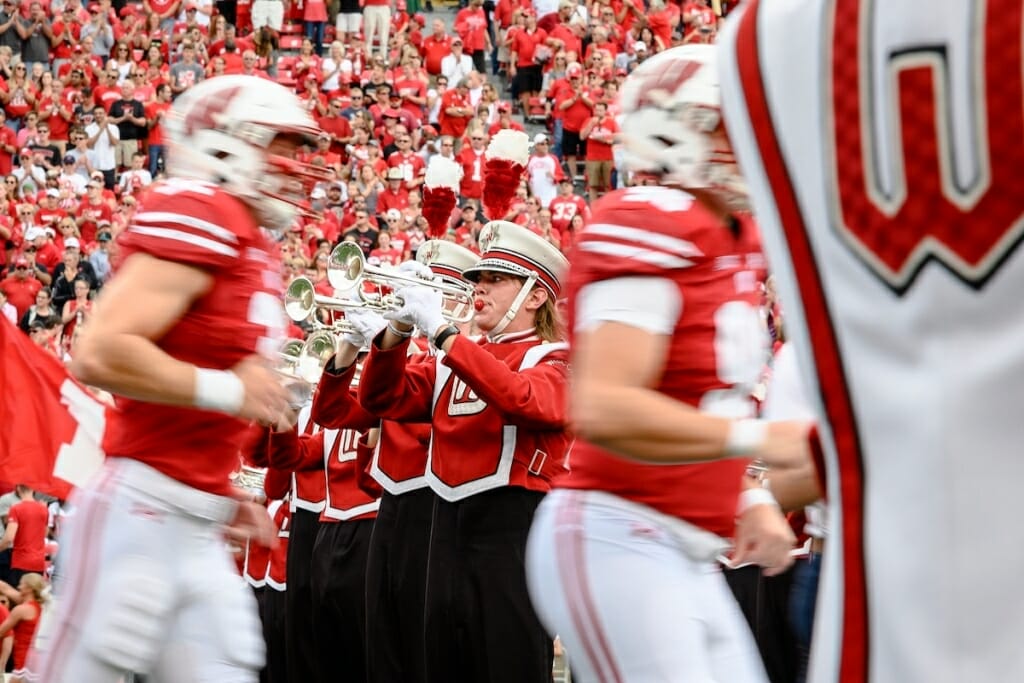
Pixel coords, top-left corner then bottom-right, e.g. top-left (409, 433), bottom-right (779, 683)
top-left (511, 27), bottom-right (548, 67)
top-left (420, 34), bottom-right (452, 75)
top-left (8, 499), bottom-right (48, 572)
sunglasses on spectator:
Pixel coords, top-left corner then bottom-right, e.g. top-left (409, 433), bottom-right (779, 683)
top-left (15, 266), bottom-right (27, 271)
top-left (471, 136), bottom-right (484, 141)
top-left (14, 66), bottom-right (25, 71)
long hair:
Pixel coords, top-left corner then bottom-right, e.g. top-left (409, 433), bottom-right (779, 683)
top-left (534, 296), bottom-right (564, 342)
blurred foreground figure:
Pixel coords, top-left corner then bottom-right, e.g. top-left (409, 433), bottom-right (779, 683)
top-left (34, 75), bottom-right (325, 682)
top-left (525, 45), bottom-right (811, 683)
top-left (720, 2), bottom-right (1024, 681)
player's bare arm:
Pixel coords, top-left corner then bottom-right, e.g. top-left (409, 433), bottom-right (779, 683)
top-left (72, 252), bottom-right (291, 423)
top-left (572, 320), bottom-right (809, 463)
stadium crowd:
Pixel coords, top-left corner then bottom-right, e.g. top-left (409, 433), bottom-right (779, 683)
top-left (0, 0), bottom-right (728, 360)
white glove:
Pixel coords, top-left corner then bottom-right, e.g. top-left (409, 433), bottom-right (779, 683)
top-left (343, 307), bottom-right (387, 348)
top-left (383, 285), bottom-right (445, 335)
top-left (396, 260), bottom-right (437, 282)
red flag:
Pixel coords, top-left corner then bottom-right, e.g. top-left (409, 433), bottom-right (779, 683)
top-left (0, 317), bottom-right (105, 499)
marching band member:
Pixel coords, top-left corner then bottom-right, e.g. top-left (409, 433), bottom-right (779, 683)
top-left (37, 76), bottom-right (322, 681)
top-left (311, 239), bottom-right (480, 683)
top-left (359, 221), bottom-right (571, 683)
top-left (525, 45), bottom-right (811, 683)
top-left (265, 372), bottom-right (380, 682)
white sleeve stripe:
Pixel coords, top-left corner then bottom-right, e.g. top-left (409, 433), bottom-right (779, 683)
top-left (129, 226), bottom-right (240, 258)
top-left (134, 211), bottom-right (239, 244)
top-left (577, 241), bottom-right (695, 269)
top-left (583, 223), bottom-right (705, 258)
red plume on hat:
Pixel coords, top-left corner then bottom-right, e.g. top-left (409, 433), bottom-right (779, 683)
top-left (482, 130), bottom-right (530, 221)
top-left (422, 156), bottom-right (463, 238)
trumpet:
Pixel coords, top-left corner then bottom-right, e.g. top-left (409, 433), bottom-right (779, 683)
top-left (274, 334), bottom-right (335, 402)
top-left (327, 243), bottom-right (476, 323)
top-left (284, 276), bottom-right (365, 325)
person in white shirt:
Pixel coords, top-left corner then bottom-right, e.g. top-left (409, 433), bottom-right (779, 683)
top-left (117, 152), bottom-right (153, 194)
top-left (525, 133), bottom-right (560, 208)
top-left (440, 38), bottom-right (474, 87)
top-left (84, 106), bottom-right (119, 189)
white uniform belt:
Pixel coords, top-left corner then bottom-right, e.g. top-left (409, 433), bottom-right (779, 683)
top-left (111, 458), bottom-right (238, 525)
top-left (580, 490), bottom-right (731, 563)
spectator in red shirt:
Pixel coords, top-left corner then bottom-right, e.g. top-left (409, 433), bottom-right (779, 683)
top-left (368, 224), bottom-right (403, 266)
top-left (487, 101), bottom-right (524, 136)
top-left (0, 486), bottom-right (47, 586)
top-left (548, 176), bottom-right (588, 239)
top-left (508, 10), bottom-right (547, 111)
top-left (420, 18), bottom-right (452, 76)
top-left (376, 166), bottom-right (410, 217)
top-left (555, 63), bottom-right (593, 181)
top-left (0, 110), bottom-right (16, 175)
top-left (0, 256), bottom-right (41, 318)
top-left (145, 82), bottom-right (172, 177)
top-left (454, 0), bottom-right (491, 73)
top-left (580, 99), bottom-right (618, 203)
top-left (439, 79), bottom-right (474, 145)
top-left (456, 128), bottom-right (487, 200)
top-left (386, 130), bottom-right (424, 188)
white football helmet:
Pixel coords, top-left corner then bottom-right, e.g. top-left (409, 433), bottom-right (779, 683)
top-left (164, 75), bottom-right (330, 229)
top-left (617, 45), bottom-right (748, 209)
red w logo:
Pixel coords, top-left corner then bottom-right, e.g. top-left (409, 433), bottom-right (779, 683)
top-left (184, 85), bottom-right (243, 135)
top-left (634, 60), bottom-right (702, 109)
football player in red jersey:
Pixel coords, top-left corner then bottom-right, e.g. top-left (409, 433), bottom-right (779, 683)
top-left (359, 222), bottom-right (570, 683)
top-left (525, 45), bottom-right (813, 683)
top-left (34, 75), bottom-right (326, 682)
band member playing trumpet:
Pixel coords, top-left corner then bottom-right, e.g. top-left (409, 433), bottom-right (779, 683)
top-left (359, 221), bottom-right (571, 683)
top-left (311, 240), bottom-right (480, 683)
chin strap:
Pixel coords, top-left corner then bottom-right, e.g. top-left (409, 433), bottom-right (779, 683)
top-left (488, 272), bottom-right (538, 338)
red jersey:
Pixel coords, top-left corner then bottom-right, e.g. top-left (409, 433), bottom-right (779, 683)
top-left (387, 150), bottom-right (425, 185)
top-left (549, 194), bottom-right (588, 235)
top-left (360, 329), bottom-right (571, 501)
top-left (7, 499), bottom-right (48, 572)
top-left (457, 145), bottom-right (486, 199)
top-left (560, 186), bottom-right (767, 537)
top-left (103, 180), bottom-right (286, 495)
top-left (376, 186), bottom-right (410, 215)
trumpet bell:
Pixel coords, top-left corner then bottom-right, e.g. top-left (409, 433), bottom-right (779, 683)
top-left (284, 277), bottom-right (317, 322)
top-left (328, 242), bottom-right (365, 291)
top-left (297, 329), bottom-right (338, 383)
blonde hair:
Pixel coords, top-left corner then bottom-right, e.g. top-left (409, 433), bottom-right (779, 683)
top-left (20, 573), bottom-right (49, 604)
top-left (534, 296), bottom-right (564, 342)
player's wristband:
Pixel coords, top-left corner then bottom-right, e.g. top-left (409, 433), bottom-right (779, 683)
top-left (194, 368), bottom-right (245, 415)
top-left (724, 419), bottom-right (768, 458)
top-left (736, 487), bottom-right (779, 516)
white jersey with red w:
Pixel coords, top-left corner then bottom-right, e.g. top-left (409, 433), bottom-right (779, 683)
top-left (720, 2), bottom-right (1024, 682)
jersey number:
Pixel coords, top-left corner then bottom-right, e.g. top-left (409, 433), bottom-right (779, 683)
top-left (700, 301), bottom-right (767, 418)
top-left (830, 0), bottom-right (1024, 292)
